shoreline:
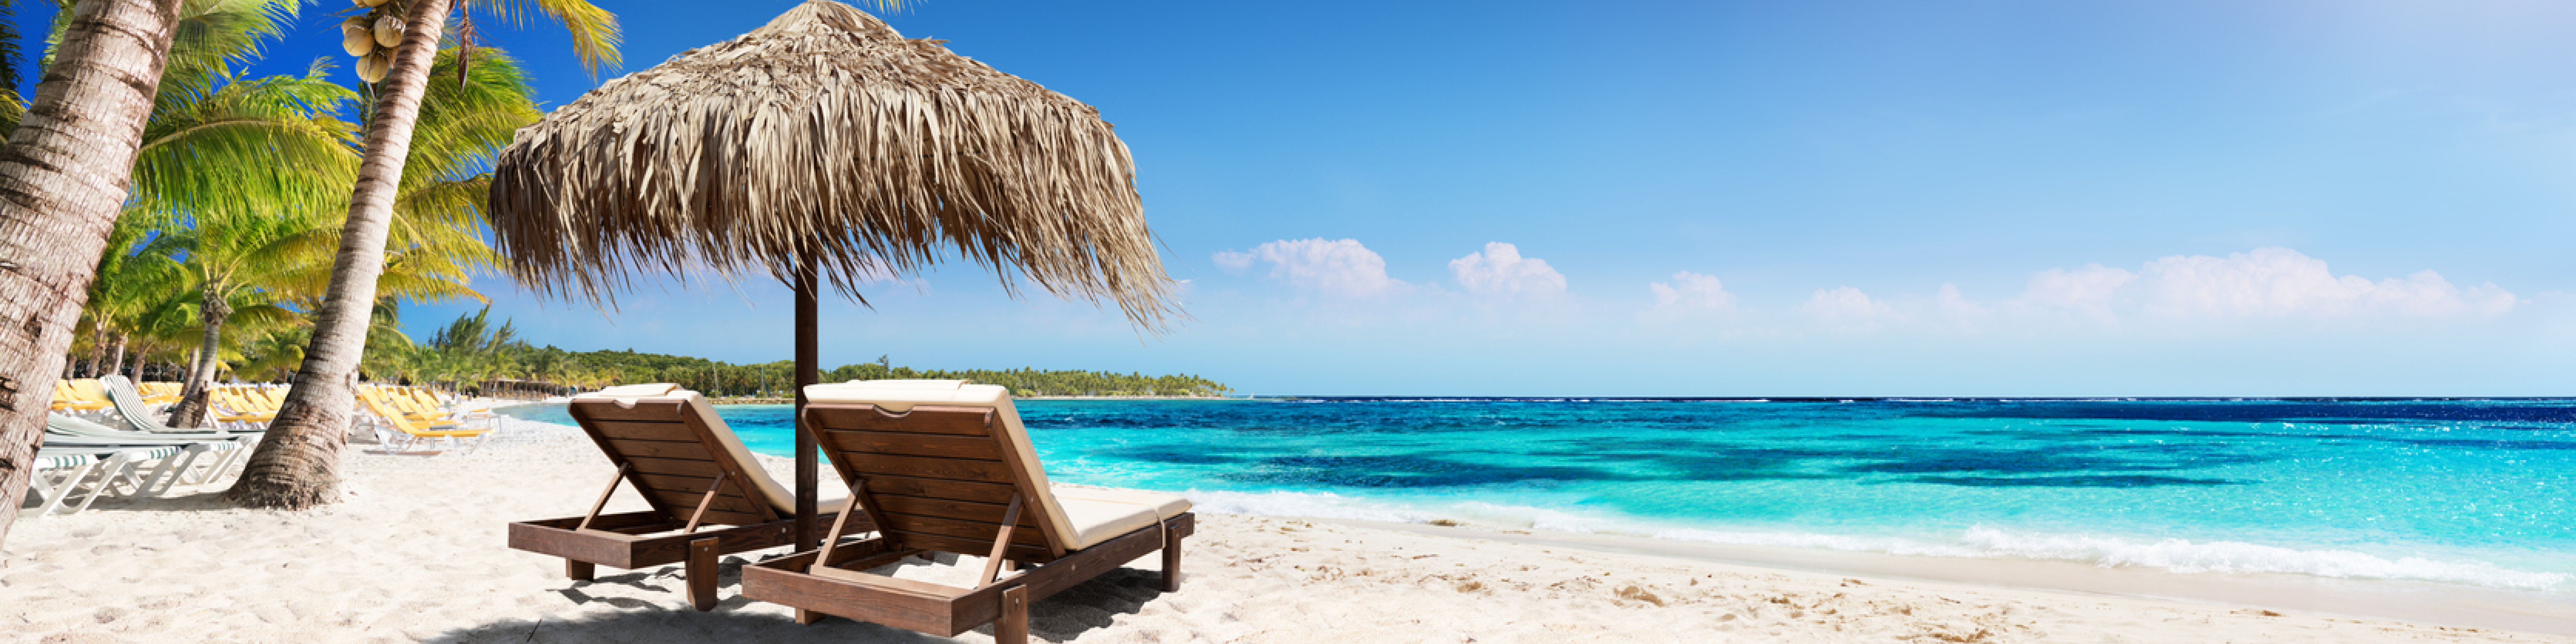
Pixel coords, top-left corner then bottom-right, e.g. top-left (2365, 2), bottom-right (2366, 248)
top-left (16, 417), bottom-right (2562, 642)
top-left (501, 395), bottom-right (1259, 405)
top-left (1323, 518), bottom-right (2576, 636)
top-left (461, 405), bottom-right (2574, 628)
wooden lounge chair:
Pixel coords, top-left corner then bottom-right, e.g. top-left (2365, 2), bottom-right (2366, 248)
top-left (743, 379), bottom-right (1194, 644)
top-left (507, 383), bottom-right (850, 611)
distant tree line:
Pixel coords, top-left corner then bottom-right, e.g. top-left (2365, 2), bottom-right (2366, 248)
top-left (352, 309), bottom-right (1231, 398)
top-left (820, 363), bottom-right (1231, 397)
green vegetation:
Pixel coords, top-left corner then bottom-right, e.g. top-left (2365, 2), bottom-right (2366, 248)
top-left (365, 308), bottom-right (1231, 398)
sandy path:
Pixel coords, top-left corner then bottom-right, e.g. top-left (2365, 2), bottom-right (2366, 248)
top-left (4, 428), bottom-right (2566, 644)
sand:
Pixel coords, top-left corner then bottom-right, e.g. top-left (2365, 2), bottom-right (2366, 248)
top-left (6, 419), bottom-right (2570, 644)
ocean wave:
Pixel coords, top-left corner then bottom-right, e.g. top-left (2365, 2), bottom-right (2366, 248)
top-left (1948, 527), bottom-right (2570, 590)
top-left (1180, 489), bottom-right (2571, 592)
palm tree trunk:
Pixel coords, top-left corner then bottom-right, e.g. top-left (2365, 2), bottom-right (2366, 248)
top-left (0, 0), bottom-right (189, 545)
top-left (225, 0), bottom-right (451, 510)
top-left (84, 326), bottom-right (105, 377)
top-left (166, 287), bottom-right (228, 427)
top-left (107, 333), bottom-right (127, 378)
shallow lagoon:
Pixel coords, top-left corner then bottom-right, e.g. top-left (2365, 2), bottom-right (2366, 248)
top-left (500, 397), bottom-right (2576, 592)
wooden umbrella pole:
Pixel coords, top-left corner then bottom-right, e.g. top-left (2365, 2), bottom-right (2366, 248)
top-left (793, 255), bottom-right (821, 550)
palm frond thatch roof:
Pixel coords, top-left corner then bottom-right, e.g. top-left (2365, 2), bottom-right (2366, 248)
top-left (487, 0), bottom-right (1175, 329)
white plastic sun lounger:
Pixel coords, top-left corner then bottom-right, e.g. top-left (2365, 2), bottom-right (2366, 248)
top-left (48, 414), bottom-right (251, 488)
top-left (26, 443), bottom-right (186, 515)
top-left (99, 375), bottom-right (253, 437)
top-left (28, 448), bottom-right (105, 516)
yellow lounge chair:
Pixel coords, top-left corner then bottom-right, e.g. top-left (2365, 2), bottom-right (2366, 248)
top-left (64, 379), bottom-right (118, 411)
top-left (208, 387), bottom-right (275, 431)
top-left (359, 387), bottom-right (489, 454)
top-left (138, 382), bottom-right (181, 406)
top-left (395, 387), bottom-right (495, 427)
top-left (52, 381), bottom-right (110, 413)
top-left (251, 387), bottom-right (287, 412)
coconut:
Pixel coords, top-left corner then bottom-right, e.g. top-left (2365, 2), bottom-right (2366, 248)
top-left (340, 25), bottom-right (373, 56)
top-left (373, 15), bottom-right (405, 48)
top-left (356, 51), bottom-right (389, 83)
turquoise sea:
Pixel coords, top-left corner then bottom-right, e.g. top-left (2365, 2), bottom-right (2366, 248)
top-left (498, 397), bottom-right (2575, 592)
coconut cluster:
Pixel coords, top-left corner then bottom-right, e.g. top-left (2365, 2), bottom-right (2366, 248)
top-left (340, 0), bottom-right (406, 83)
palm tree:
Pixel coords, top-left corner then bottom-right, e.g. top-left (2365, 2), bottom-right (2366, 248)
top-left (0, 0), bottom-right (303, 543)
top-left (79, 211), bottom-right (189, 380)
top-left (147, 208), bottom-right (331, 426)
top-left (130, 66), bottom-right (360, 426)
top-left (229, 39), bottom-right (560, 508)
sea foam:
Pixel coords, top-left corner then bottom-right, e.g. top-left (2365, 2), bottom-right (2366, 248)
top-left (1182, 489), bottom-right (2572, 592)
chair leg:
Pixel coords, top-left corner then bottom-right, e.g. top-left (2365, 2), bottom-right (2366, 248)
top-left (566, 560), bottom-right (594, 581)
top-left (795, 609), bottom-right (824, 625)
top-left (1162, 533), bottom-right (1185, 592)
top-left (686, 537), bottom-right (718, 611)
top-left (31, 462), bottom-right (99, 517)
top-left (995, 585), bottom-right (1029, 644)
top-left (68, 454), bottom-right (134, 514)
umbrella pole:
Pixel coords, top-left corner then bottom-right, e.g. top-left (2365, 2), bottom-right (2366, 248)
top-left (793, 259), bottom-right (820, 550)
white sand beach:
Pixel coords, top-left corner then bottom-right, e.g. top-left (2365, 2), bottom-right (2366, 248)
top-left (6, 418), bottom-right (2570, 644)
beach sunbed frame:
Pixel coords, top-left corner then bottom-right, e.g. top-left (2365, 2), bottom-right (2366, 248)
top-left (744, 401), bottom-right (1194, 644)
top-left (507, 392), bottom-right (850, 611)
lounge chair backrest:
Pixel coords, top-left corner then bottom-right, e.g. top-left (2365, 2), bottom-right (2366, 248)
top-left (217, 387), bottom-right (273, 415)
top-left (254, 388), bottom-right (285, 409)
top-left (67, 379), bottom-right (110, 405)
top-left (359, 387), bottom-right (443, 430)
top-left (97, 375), bottom-right (172, 432)
top-left (564, 384), bottom-right (791, 527)
top-left (801, 379), bottom-right (1071, 562)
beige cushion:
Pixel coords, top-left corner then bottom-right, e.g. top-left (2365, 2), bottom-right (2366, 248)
top-left (805, 379), bottom-right (1189, 551)
top-left (594, 382), bottom-right (682, 398)
top-left (571, 385), bottom-right (841, 515)
top-left (1054, 486), bottom-right (1193, 549)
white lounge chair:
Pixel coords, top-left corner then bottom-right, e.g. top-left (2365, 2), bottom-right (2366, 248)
top-left (26, 443), bottom-right (186, 515)
top-left (48, 414), bottom-right (251, 489)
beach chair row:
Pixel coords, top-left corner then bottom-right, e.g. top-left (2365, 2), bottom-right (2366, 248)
top-left (506, 380), bottom-right (1193, 644)
top-left (53, 377), bottom-right (270, 421)
top-left (32, 415), bottom-right (259, 515)
top-left (355, 385), bottom-right (497, 455)
top-left (32, 380), bottom-right (266, 516)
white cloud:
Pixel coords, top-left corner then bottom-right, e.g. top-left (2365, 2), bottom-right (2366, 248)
top-left (1212, 250), bottom-right (1254, 273)
top-left (1935, 283), bottom-right (1990, 329)
top-left (1801, 286), bottom-right (1899, 330)
top-left (2019, 264), bottom-right (2135, 322)
top-left (2019, 247), bottom-right (2517, 321)
top-left (1219, 238), bottom-right (1406, 297)
top-left (1642, 271), bottom-right (1736, 322)
top-left (1449, 242), bottom-right (1566, 297)
top-left (1653, 272), bottom-right (1736, 310)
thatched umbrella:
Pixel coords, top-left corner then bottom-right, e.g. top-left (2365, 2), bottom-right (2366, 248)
top-left (485, 0), bottom-right (1177, 548)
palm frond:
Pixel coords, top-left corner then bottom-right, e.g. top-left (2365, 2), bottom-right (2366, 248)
top-left (464, 0), bottom-right (619, 76)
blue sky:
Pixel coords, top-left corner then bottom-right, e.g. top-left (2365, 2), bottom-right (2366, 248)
top-left (24, 0), bottom-right (2576, 395)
